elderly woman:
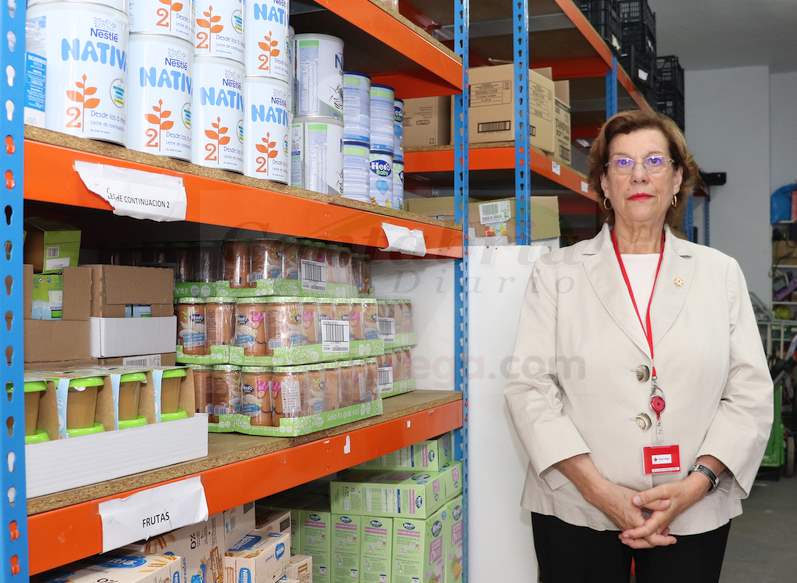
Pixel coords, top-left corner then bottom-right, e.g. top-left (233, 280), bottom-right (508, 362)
top-left (505, 110), bottom-right (773, 583)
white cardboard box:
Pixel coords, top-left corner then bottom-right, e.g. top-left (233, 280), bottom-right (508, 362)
top-left (90, 316), bottom-right (177, 358)
top-left (26, 413), bottom-right (208, 497)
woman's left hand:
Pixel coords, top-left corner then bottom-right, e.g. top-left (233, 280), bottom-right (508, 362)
top-left (618, 474), bottom-right (711, 548)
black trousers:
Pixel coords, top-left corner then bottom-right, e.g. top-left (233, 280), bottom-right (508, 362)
top-left (531, 512), bottom-right (731, 583)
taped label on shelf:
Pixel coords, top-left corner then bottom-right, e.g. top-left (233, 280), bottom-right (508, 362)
top-left (581, 181), bottom-right (589, 193)
top-left (380, 222), bottom-right (427, 257)
top-left (99, 476), bottom-right (208, 552)
top-left (551, 161), bottom-right (561, 176)
top-left (75, 161), bottom-right (187, 222)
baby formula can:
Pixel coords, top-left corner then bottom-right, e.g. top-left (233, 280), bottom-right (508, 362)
top-left (369, 83), bottom-right (394, 154)
top-left (295, 33), bottom-right (343, 120)
top-left (291, 117), bottom-right (343, 195)
top-left (191, 56), bottom-right (244, 171)
top-left (126, 34), bottom-right (193, 160)
top-left (244, 0), bottom-right (290, 82)
top-left (368, 150), bottom-right (393, 207)
top-left (392, 156), bottom-right (404, 210)
top-left (243, 76), bottom-right (291, 183)
top-left (26, 1), bottom-right (129, 143)
top-left (193, 0), bottom-right (244, 62)
top-left (393, 98), bottom-right (404, 159)
top-left (342, 141), bottom-right (369, 202)
top-left (343, 72), bottom-right (370, 144)
top-left (129, 0), bottom-right (192, 42)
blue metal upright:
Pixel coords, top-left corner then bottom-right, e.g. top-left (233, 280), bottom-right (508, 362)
top-left (0, 0), bottom-right (29, 579)
top-left (452, 0), bottom-right (469, 581)
top-left (513, 0), bottom-right (531, 244)
top-left (605, 57), bottom-right (619, 118)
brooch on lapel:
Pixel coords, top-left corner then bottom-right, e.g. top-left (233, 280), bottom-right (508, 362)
top-left (673, 276), bottom-right (685, 287)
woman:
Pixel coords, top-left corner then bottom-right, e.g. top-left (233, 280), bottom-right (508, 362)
top-left (505, 110), bottom-right (773, 583)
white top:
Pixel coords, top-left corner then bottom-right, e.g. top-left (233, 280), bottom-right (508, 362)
top-left (621, 253), bottom-right (660, 329)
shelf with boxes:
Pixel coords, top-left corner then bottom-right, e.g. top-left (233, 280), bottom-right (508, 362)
top-left (27, 391), bottom-right (463, 576)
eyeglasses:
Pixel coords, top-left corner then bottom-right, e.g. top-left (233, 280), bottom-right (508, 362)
top-left (605, 154), bottom-right (675, 175)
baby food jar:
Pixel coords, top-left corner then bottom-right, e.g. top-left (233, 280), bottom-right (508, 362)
top-left (194, 241), bottom-right (223, 283)
top-left (264, 297), bottom-right (318, 352)
top-left (234, 299), bottom-right (269, 356)
top-left (271, 366), bottom-right (305, 422)
top-left (172, 243), bottom-right (193, 282)
top-left (351, 359), bottom-right (368, 404)
top-left (160, 368), bottom-right (189, 421)
top-left (177, 298), bottom-right (208, 355)
top-left (362, 298), bottom-right (380, 340)
top-left (118, 371), bottom-right (148, 429)
top-left (66, 376), bottom-right (106, 437)
top-left (224, 240), bottom-right (251, 288)
top-left (191, 365), bottom-right (214, 415)
top-left (322, 362), bottom-right (341, 410)
top-left (399, 300), bottom-right (413, 335)
top-left (205, 297), bottom-right (236, 346)
top-left (23, 378), bottom-right (49, 444)
top-left (241, 366), bottom-right (273, 426)
top-left (249, 237), bottom-right (284, 284)
top-left (303, 364), bottom-right (327, 416)
top-left (280, 237), bottom-right (300, 280)
top-left (210, 365), bottom-right (242, 423)
top-left (365, 357), bottom-right (379, 401)
top-left (338, 360), bottom-right (357, 407)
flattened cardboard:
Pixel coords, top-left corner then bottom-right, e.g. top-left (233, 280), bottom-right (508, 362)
top-left (87, 265), bottom-right (174, 317)
top-left (24, 264), bottom-right (33, 319)
top-left (24, 320), bottom-right (91, 363)
top-left (89, 316), bottom-right (177, 358)
top-left (25, 358), bottom-right (99, 370)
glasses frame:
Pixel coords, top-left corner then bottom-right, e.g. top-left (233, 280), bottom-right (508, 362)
top-left (604, 154), bottom-right (676, 176)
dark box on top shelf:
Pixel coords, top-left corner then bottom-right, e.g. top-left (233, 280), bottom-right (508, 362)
top-left (618, 0), bottom-right (656, 39)
top-left (577, 0), bottom-right (623, 54)
top-left (656, 55), bottom-right (685, 97)
top-left (620, 44), bottom-right (656, 89)
top-left (656, 95), bottom-right (685, 131)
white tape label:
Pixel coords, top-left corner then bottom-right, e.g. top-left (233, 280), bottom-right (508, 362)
top-left (380, 222), bottom-right (427, 257)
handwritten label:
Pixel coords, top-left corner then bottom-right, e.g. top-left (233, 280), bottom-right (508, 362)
top-left (75, 161), bottom-right (187, 222)
top-left (99, 476), bottom-right (208, 551)
top-left (381, 223), bottom-right (427, 257)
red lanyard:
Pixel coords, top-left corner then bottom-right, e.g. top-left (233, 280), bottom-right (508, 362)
top-left (610, 230), bottom-right (666, 379)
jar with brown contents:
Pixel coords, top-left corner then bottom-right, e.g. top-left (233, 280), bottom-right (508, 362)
top-left (337, 361), bottom-right (357, 407)
top-left (271, 366), bottom-right (305, 423)
top-left (303, 364), bottom-right (326, 416)
top-left (349, 300), bottom-right (365, 341)
top-left (365, 357), bottom-right (379, 401)
top-left (325, 245), bottom-right (341, 285)
top-left (249, 237), bottom-right (284, 285)
top-left (400, 300), bottom-right (414, 334)
top-left (172, 243), bottom-right (193, 282)
top-left (362, 298), bottom-right (380, 341)
top-left (223, 240), bottom-right (250, 288)
top-left (205, 297), bottom-right (235, 347)
top-left (322, 362), bottom-right (341, 410)
top-left (264, 297), bottom-right (317, 354)
top-left (299, 241), bottom-right (328, 291)
top-left (191, 365), bottom-right (214, 415)
top-left (210, 365), bottom-right (242, 423)
top-left (194, 242), bottom-right (223, 283)
top-left (336, 246), bottom-right (353, 289)
top-left (280, 237), bottom-right (300, 280)
top-left (234, 299), bottom-right (269, 356)
top-left (241, 366), bottom-right (272, 426)
top-left (351, 359), bottom-right (368, 404)
top-left (176, 298), bottom-right (208, 355)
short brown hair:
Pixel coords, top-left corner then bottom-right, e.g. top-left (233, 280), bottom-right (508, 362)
top-left (587, 110), bottom-right (699, 226)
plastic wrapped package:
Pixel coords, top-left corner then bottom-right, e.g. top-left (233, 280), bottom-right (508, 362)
top-left (249, 237), bottom-right (284, 284)
top-left (194, 242), bottom-right (223, 283)
top-left (271, 366), bottom-right (305, 422)
top-left (211, 365), bottom-right (242, 423)
top-left (176, 298), bottom-right (208, 355)
top-left (224, 241), bottom-right (251, 289)
top-left (191, 365), bottom-right (214, 415)
top-left (323, 362), bottom-right (341, 410)
top-left (303, 364), bottom-right (327, 416)
top-left (234, 299), bottom-right (270, 356)
top-left (280, 237), bottom-right (301, 281)
top-left (241, 366), bottom-right (273, 426)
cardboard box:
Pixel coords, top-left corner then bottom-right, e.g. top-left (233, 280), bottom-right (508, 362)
top-left (36, 372), bottom-right (114, 440)
top-left (98, 353), bottom-right (177, 367)
top-left (439, 463), bottom-right (463, 502)
top-left (404, 96), bottom-right (451, 147)
top-left (24, 264), bottom-right (33, 319)
top-left (31, 273), bottom-right (63, 320)
top-left (360, 516), bottom-right (393, 583)
top-left (391, 508), bottom-right (446, 583)
top-left (145, 367), bottom-right (196, 423)
top-left (257, 508), bottom-right (292, 534)
top-left (87, 265), bottom-right (174, 318)
top-left (287, 555), bottom-right (313, 583)
top-left (25, 358), bottom-right (99, 371)
top-left (125, 504), bottom-right (255, 583)
top-left (357, 433), bottom-right (453, 472)
top-left (90, 316), bottom-right (177, 358)
top-left (24, 219), bottom-right (81, 273)
top-left (442, 497), bottom-right (464, 583)
top-left (467, 65), bottom-right (556, 152)
top-left (553, 79), bottom-right (572, 165)
top-left (224, 530), bottom-right (291, 583)
top-left (25, 320), bottom-right (92, 363)
top-left (30, 266), bottom-right (92, 321)
top-left (332, 514), bottom-right (362, 583)
top-left (38, 552), bottom-right (182, 583)
top-left (299, 505), bottom-right (333, 583)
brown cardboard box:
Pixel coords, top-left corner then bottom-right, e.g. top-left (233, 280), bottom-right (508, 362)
top-left (63, 267), bottom-right (92, 320)
top-left (38, 374), bottom-right (115, 440)
top-left (467, 65), bottom-right (556, 152)
top-left (404, 97), bottom-right (451, 147)
top-left (25, 359), bottom-right (99, 371)
top-left (553, 79), bottom-right (572, 165)
top-left (98, 353), bottom-right (177, 367)
top-left (24, 264), bottom-right (33, 319)
top-left (24, 320), bottom-right (92, 363)
top-left (87, 265), bottom-right (174, 318)
top-left (24, 219), bottom-right (81, 274)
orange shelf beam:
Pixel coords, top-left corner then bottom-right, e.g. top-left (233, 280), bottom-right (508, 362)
top-left (24, 139), bottom-right (463, 258)
top-left (314, 0), bottom-right (462, 95)
top-left (28, 398), bottom-right (464, 575)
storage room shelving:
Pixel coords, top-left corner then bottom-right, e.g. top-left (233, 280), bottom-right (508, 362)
top-left (2, 0), bottom-right (470, 577)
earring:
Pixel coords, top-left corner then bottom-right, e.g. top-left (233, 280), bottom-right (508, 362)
top-left (672, 195), bottom-right (678, 208)
top-left (602, 197), bottom-right (612, 210)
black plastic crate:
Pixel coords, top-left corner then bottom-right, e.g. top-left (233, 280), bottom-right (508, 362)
top-left (620, 43), bottom-right (656, 89)
top-left (577, 0), bottom-right (623, 53)
top-left (656, 96), bottom-right (685, 131)
top-left (622, 21), bottom-right (656, 56)
top-left (618, 0), bottom-right (656, 39)
top-left (656, 55), bottom-right (684, 97)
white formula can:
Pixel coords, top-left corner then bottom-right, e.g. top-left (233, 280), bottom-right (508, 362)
top-left (369, 84), bottom-right (394, 154)
top-left (392, 156), bottom-right (404, 209)
top-left (126, 34), bottom-right (193, 160)
top-left (129, 0), bottom-right (193, 42)
top-left (291, 117), bottom-right (343, 195)
top-left (191, 56), bottom-right (244, 171)
top-left (25, 2), bottom-right (129, 143)
top-left (342, 141), bottom-right (369, 201)
top-left (368, 150), bottom-right (393, 207)
top-left (244, 0), bottom-right (290, 83)
top-left (393, 98), bottom-right (404, 159)
top-left (28, 0), bottom-right (128, 10)
top-left (343, 72), bottom-right (370, 145)
top-left (193, 0), bottom-right (244, 62)
top-left (295, 34), bottom-right (344, 120)
top-left (243, 77), bottom-right (291, 183)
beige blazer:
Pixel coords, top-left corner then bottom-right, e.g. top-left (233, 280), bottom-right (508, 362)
top-left (505, 224), bottom-right (773, 535)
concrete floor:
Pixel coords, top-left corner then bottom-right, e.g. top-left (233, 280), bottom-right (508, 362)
top-left (720, 476), bottom-right (797, 582)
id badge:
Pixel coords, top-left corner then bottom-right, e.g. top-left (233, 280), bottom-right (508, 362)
top-left (643, 445), bottom-right (681, 474)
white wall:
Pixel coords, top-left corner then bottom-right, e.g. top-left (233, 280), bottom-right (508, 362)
top-left (770, 72), bottom-right (797, 192)
top-left (685, 66), bottom-right (771, 303)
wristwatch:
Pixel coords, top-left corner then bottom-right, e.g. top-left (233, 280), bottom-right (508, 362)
top-left (688, 463), bottom-right (720, 492)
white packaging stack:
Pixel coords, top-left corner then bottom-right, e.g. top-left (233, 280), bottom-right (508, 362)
top-left (342, 141), bottom-right (370, 202)
top-left (244, 0), bottom-right (291, 82)
top-left (192, 0), bottom-right (245, 62)
top-left (393, 98), bottom-right (404, 159)
top-left (368, 150), bottom-right (393, 207)
top-left (243, 77), bottom-right (291, 183)
top-left (191, 56), bottom-right (244, 170)
top-left (392, 156), bottom-right (404, 209)
top-left (343, 72), bottom-right (371, 144)
top-left (294, 33), bottom-right (344, 120)
top-left (292, 117), bottom-right (344, 195)
top-left (25, 2), bottom-right (129, 143)
top-left (129, 0), bottom-right (193, 42)
top-left (126, 34), bottom-right (193, 160)
top-left (369, 83), bottom-right (395, 154)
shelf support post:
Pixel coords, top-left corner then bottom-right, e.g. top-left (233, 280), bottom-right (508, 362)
top-left (514, 0), bottom-right (532, 244)
top-left (453, 0), bottom-right (470, 580)
top-left (605, 56), bottom-right (619, 118)
top-left (0, 0), bottom-right (30, 579)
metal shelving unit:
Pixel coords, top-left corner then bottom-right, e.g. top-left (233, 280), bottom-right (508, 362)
top-left (5, 0), bottom-right (470, 577)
